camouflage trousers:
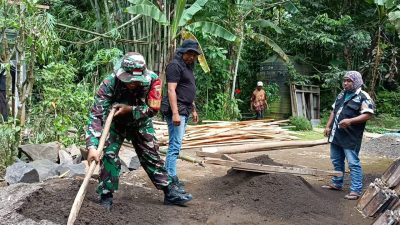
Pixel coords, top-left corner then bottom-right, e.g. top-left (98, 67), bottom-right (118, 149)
top-left (97, 118), bottom-right (171, 195)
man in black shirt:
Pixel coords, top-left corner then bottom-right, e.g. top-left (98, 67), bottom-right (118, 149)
top-left (161, 39), bottom-right (200, 195)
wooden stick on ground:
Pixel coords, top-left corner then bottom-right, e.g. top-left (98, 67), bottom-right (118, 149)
top-left (205, 158), bottom-right (342, 177)
top-left (201, 139), bottom-right (328, 155)
top-left (67, 108), bottom-right (116, 225)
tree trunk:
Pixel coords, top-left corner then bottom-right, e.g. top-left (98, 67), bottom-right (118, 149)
top-left (19, 43), bottom-right (36, 126)
top-left (231, 23), bottom-right (244, 100)
top-left (369, 27), bottom-right (382, 100)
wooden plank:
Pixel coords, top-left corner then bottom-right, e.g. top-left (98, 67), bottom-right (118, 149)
top-left (196, 151), bottom-right (223, 158)
top-left (204, 159), bottom-right (342, 177)
top-left (221, 154), bottom-right (238, 161)
top-left (201, 139), bottom-right (328, 154)
top-left (372, 210), bottom-right (399, 225)
top-left (381, 159), bottom-right (400, 188)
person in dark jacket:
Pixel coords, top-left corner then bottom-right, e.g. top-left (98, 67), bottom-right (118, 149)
top-left (161, 39), bottom-right (200, 194)
top-left (322, 71), bottom-right (374, 200)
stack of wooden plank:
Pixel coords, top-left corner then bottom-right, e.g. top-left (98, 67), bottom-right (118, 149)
top-left (358, 158), bottom-right (400, 225)
top-left (154, 119), bottom-right (298, 148)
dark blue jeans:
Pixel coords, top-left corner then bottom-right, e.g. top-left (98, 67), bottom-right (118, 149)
top-left (330, 143), bottom-right (363, 194)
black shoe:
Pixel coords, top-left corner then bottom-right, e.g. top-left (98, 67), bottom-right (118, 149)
top-left (100, 193), bottom-right (113, 211)
top-left (172, 176), bottom-right (185, 187)
top-left (171, 176), bottom-right (186, 194)
top-left (164, 185), bottom-right (192, 206)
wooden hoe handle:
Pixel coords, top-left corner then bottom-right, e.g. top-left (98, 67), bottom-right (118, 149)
top-left (67, 108), bottom-right (116, 225)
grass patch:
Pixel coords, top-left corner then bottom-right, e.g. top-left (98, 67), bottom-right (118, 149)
top-left (291, 130), bottom-right (325, 141)
top-left (366, 114), bottom-right (400, 134)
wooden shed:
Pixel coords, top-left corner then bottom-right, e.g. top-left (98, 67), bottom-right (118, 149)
top-left (258, 56), bottom-right (291, 119)
top-left (258, 56), bottom-right (320, 121)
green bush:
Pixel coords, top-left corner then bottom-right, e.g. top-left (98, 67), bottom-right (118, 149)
top-left (0, 122), bottom-right (20, 174)
top-left (366, 114), bottom-right (400, 133)
top-left (289, 116), bottom-right (313, 131)
top-left (27, 63), bottom-right (93, 145)
top-left (376, 91), bottom-right (400, 117)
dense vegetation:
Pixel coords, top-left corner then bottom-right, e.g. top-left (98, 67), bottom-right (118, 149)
top-left (1, 0), bottom-right (400, 171)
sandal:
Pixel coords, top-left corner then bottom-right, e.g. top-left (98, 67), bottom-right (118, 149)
top-left (344, 192), bottom-right (361, 200)
top-left (321, 184), bottom-right (343, 191)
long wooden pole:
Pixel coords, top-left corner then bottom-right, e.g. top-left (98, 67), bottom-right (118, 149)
top-left (201, 139), bottom-right (328, 155)
top-left (67, 108), bottom-right (116, 225)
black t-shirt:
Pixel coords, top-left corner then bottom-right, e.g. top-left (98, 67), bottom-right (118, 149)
top-left (166, 61), bottom-right (196, 106)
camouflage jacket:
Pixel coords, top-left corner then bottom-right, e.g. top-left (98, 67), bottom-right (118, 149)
top-left (86, 70), bottom-right (161, 149)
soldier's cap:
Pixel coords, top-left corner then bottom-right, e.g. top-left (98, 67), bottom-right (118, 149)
top-left (117, 52), bottom-right (147, 84)
top-left (176, 39), bottom-right (202, 55)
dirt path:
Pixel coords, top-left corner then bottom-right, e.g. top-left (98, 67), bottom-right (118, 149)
top-left (1, 142), bottom-right (395, 225)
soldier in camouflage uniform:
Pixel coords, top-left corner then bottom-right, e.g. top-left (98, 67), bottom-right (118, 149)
top-left (86, 52), bottom-right (193, 210)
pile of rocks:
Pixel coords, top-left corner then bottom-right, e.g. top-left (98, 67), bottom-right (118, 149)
top-left (362, 133), bottom-right (400, 159)
top-left (5, 142), bottom-right (140, 185)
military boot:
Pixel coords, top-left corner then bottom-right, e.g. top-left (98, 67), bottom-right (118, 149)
top-left (164, 185), bottom-right (192, 206)
top-left (100, 193), bottom-right (113, 211)
top-left (171, 176), bottom-right (186, 194)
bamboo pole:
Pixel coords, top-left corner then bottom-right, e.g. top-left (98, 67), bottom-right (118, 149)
top-left (159, 148), bottom-right (204, 166)
top-left (67, 108), bottom-right (116, 225)
top-left (201, 139), bottom-right (328, 155)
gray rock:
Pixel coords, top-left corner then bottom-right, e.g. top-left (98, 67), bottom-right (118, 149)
top-left (29, 159), bottom-right (59, 181)
top-left (56, 162), bottom-right (86, 178)
top-left (58, 149), bottom-right (73, 165)
top-left (119, 147), bottom-right (141, 170)
top-left (67, 144), bottom-right (81, 157)
top-left (18, 142), bottom-right (61, 162)
top-left (66, 144), bottom-right (83, 164)
top-left (5, 162), bottom-right (39, 184)
top-left (79, 146), bottom-right (88, 160)
top-left (362, 134), bottom-right (400, 159)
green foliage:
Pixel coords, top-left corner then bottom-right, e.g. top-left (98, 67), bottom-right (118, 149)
top-left (0, 122), bottom-right (20, 174)
top-left (265, 83), bottom-right (280, 104)
top-left (84, 48), bottom-right (123, 73)
top-left (289, 116), bottom-right (313, 131)
top-left (202, 92), bottom-right (241, 120)
top-left (28, 63), bottom-right (93, 145)
top-left (186, 21), bottom-right (237, 41)
top-left (366, 114), bottom-right (400, 133)
top-left (292, 130), bottom-right (324, 140)
top-left (195, 45), bottom-right (240, 120)
top-left (375, 90), bottom-right (400, 116)
top-left (126, 4), bottom-right (168, 25)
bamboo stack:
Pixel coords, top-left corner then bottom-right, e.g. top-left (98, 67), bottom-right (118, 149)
top-left (153, 119), bottom-right (297, 148)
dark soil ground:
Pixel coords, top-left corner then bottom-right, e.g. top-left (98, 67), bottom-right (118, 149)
top-left (16, 154), bottom-right (382, 225)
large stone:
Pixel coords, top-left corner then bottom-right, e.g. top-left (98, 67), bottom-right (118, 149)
top-left (119, 147), bottom-right (141, 170)
top-left (29, 159), bottom-right (59, 181)
top-left (65, 144), bottom-right (82, 164)
top-left (18, 142), bottom-right (61, 162)
top-left (5, 162), bottom-right (39, 184)
top-left (58, 149), bottom-right (73, 165)
top-left (56, 162), bottom-right (86, 178)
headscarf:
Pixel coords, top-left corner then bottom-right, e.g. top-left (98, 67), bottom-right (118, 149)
top-left (344, 71), bottom-right (363, 92)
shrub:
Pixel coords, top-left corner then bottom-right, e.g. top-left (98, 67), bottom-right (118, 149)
top-left (376, 91), bottom-right (400, 117)
top-left (289, 116), bottom-right (313, 131)
top-left (0, 122), bottom-right (20, 174)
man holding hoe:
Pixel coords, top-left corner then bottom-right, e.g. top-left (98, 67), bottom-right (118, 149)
top-left (86, 52), bottom-right (192, 211)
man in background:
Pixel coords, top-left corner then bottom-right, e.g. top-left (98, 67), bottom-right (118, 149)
top-left (251, 81), bottom-right (268, 119)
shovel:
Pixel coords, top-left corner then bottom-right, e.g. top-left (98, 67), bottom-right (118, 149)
top-left (67, 108), bottom-right (116, 225)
